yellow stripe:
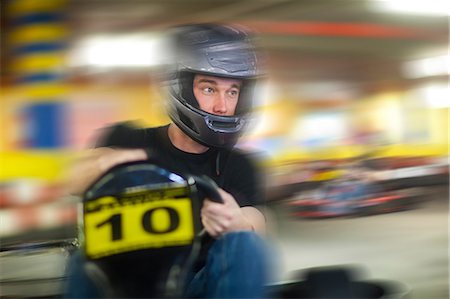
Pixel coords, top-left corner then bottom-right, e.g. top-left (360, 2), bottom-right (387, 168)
top-left (10, 24), bottom-right (67, 44)
top-left (269, 144), bottom-right (447, 166)
top-left (9, 0), bottom-right (67, 16)
top-left (312, 170), bottom-right (342, 181)
top-left (12, 53), bottom-right (64, 73)
top-left (0, 151), bottom-right (71, 182)
top-left (380, 144), bottom-right (448, 158)
top-left (2, 84), bottom-right (70, 102)
top-left (21, 83), bottom-right (68, 99)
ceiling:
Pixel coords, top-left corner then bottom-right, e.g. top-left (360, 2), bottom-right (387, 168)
top-left (5, 0), bottom-right (449, 98)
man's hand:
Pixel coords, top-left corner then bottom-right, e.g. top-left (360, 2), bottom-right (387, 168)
top-left (67, 147), bottom-right (148, 196)
top-left (201, 188), bottom-right (256, 238)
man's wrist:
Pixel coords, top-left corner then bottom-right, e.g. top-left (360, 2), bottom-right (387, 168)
top-left (243, 218), bottom-right (255, 231)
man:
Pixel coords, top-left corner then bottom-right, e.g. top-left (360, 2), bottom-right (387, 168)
top-left (66, 23), bottom-right (269, 298)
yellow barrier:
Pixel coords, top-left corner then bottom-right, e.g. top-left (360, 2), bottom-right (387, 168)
top-left (0, 151), bottom-right (71, 182)
top-left (312, 170), bottom-right (343, 181)
top-left (9, 0), bottom-right (67, 16)
top-left (20, 83), bottom-right (69, 99)
top-left (0, 143), bottom-right (446, 183)
top-left (266, 144), bottom-right (448, 167)
top-left (11, 53), bottom-right (65, 73)
top-left (10, 25), bottom-right (67, 45)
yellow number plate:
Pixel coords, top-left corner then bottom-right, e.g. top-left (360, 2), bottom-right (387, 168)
top-left (84, 195), bottom-right (194, 259)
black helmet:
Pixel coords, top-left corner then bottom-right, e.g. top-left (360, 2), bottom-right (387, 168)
top-left (165, 23), bottom-right (262, 148)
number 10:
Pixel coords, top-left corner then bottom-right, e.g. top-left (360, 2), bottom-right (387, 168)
top-left (96, 207), bottom-right (181, 241)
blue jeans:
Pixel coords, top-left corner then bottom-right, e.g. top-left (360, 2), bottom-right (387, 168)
top-left (185, 231), bottom-right (270, 298)
top-left (64, 231), bottom-right (270, 298)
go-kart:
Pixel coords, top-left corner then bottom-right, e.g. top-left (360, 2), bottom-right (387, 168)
top-left (76, 161), bottom-right (224, 298)
top-left (76, 161), bottom-right (411, 298)
top-left (287, 181), bottom-right (423, 219)
top-left (0, 161), bottom-right (409, 298)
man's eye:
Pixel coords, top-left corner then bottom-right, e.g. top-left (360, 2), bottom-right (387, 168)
top-left (228, 90), bottom-right (239, 97)
top-left (202, 87), bottom-right (214, 94)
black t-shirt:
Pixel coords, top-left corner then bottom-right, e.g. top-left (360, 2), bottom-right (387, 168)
top-left (95, 122), bottom-right (264, 207)
top-left (94, 122), bottom-right (265, 270)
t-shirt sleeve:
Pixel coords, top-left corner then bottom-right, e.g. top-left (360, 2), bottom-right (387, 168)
top-left (94, 122), bottom-right (148, 149)
top-left (225, 151), bottom-right (266, 207)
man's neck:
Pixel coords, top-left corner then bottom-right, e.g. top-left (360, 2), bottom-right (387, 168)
top-left (168, 123), bottom-right (209, 154)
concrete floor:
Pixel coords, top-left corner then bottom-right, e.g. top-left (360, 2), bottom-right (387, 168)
top-left (1, 185), bottom-right (448, 298)
top-left (267, 185), bottom-right (449, 299)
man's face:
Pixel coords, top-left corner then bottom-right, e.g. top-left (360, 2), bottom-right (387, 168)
top-left (193, 74), bottom-right (242, 116)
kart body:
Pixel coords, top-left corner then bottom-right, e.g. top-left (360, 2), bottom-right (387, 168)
top-left (0, 162), bottom-right (410, 298)
top-left (287, 183), bottom-right (423, 218)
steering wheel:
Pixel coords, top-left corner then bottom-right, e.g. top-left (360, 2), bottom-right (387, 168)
top-left (80, 161), bottom-right (222, 298)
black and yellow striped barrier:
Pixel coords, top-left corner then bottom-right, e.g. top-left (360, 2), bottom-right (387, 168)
top-left (8, 0), bottom-right (68, 148)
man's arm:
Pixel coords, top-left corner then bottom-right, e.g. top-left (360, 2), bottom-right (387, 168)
top-left (241, 206), bottom-right (266, 233)
top-left (201, 188), bottom-right (266, 238)
top-left (66, 147), bottom-right (147, 196)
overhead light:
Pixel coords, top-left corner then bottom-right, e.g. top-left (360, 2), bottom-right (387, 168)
top-left (402, 55), bottom-right (450, 78)
top-left (370, 0), bottom-right (450, 16)
top-left (415, 83), bottom-right (450, 108)
top-left (69, 34), bottom-right (165, 68)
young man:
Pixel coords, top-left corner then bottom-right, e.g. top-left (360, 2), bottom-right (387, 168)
top-left (65, 24), bottom-right (269, 298)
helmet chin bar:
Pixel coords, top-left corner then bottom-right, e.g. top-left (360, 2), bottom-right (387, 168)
top-left (167, 92), bottom-right (249, 148)
top-left (204, 114), bottom-right (244, 133)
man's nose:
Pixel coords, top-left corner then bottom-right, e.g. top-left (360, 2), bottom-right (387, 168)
top-left (212, 93), bottom-right (227, 114)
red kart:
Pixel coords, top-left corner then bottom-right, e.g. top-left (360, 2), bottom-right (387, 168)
top-left (287, 185), bottom-right (423, 218)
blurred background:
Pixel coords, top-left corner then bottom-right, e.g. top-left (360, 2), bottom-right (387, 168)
top-left (0, 0), bottom-right (448, 298)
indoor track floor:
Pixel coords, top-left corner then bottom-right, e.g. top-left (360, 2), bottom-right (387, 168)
top-left (0, 185), bottom-right (448, 298)
top-left (268, 185), bottom-right (449, 299)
